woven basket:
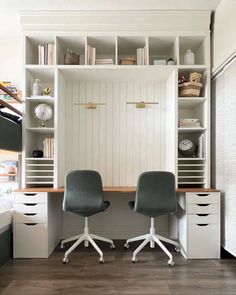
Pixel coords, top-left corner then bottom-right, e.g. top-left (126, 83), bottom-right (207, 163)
top-left (179, 82), bottom-right (203, 97)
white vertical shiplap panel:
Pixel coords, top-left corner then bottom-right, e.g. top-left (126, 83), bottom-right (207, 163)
top-left (105, 82), bottom-right (113, 185)
top-left (133, 82), bottom-right (141, 184)
top-left (153, 81), bottom-right (161, 170)
top-left (72, 81), bottom-right (79, 169)
top-left (126, 81), bottom-right (134, 186)
top-left (99, 82), bottom-right (107, 183)
top-left (65, 81), bottom-right (73, 172)
top-left (139, 81), bottom-right (148, 175)
top-left (92, 81), bottom-right (100, 173)
top-left (65, 79), bottom-right (164, 186)
top-left (119, 81), bottom-right (127, 185)
top-left (160, 82), bottom-right (166, 170)
top-left (112, 82), bottom-right (120, 185)
top-left (85, 81), bottom-right (93, 170)
top-left (78, 81), bottom-right (86, 170)
top-left (146, 81), bottom-right (154, 171)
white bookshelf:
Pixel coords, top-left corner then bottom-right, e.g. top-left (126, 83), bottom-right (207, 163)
top-left (21, 12), bottom-right (211, 189)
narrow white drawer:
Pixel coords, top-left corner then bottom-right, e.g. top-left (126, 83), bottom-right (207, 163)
top-left (187, 203), bottom-right (219, 214)
top-left (187, 193), bottom-right (220, 204)
top-left (14, 223), bottom-right (47, 258)
top-left (14, 203), bottom-right (46, 214)
top-left (14, 212), bottom-right (46, 224)
top-left (187, 223), bottom-right (220, 259)
top-left (187, 214), bottom-right (219, 224)
top-left (14, 192), bottom-right (47, 204)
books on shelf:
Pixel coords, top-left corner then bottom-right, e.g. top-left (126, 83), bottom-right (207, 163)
top-left (87, 45), bottom-right (96, 65)
top-left (38, 44), bottom-right (54, 65)
top-left (197, 134), bottom-right (205, 158)
top-left (43, 138), bottom-right (54, 158)
top-left (136, 47), bottom-right (147, 65)
top-left (95, 58), bottom-right (114, 65)
top-left (178, 118), bottom-right (201, 128)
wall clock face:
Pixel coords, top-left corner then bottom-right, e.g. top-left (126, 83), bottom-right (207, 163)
top-left (178, 139), bottom-right (195, 157)
top-left (34, 103), bottom-right (53, 127)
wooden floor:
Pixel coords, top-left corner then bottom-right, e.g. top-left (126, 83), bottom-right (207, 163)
top-left (0, 241), bottom-right (236, 295)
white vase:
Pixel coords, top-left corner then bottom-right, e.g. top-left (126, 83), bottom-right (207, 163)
top-left (32, 79), bottom-right (42, 96)
top-left (184, 49), bottom-right (195, 65)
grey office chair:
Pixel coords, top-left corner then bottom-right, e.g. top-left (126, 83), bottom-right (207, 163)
top-left (124, 171), bottom-right (180, 266)
top-left (61, 170), bottom-right (115, 264)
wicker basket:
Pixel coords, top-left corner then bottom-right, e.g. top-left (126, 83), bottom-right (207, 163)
top-left (64, 52), bottom-right (80, 65)
top-left (179, 82), bottom-right (203, 97)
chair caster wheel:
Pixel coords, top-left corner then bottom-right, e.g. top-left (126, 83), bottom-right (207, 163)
top-left (124, 243), bottom-right (129, 249)
top-left (168, 259), bottom-right (174, 266)
top-left (110, 244), bottom-right (115, 250)
top-left (99, 257), bottom-right (105, 263)
top-left (63, 257), bottom-right (69, 264)
top-left (132, 257), bottom-right (137, 263)
top-left (175, 246), bottom-right (180, 253)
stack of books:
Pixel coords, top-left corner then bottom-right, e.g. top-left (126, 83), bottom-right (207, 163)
top-left (0, 81), bottom-right (18, 101)
top-left (95, 58), bottom-right (113, 65)
top-left (38, 44), bottom-right (54, 65)
top-left (87, 45), bottom-right (96, 65)
top-left (137, 47), bottom-right (147, 65)
top-left (197, 134), bottom-right (205, 158)
top-left (119, 57), bottom-right (135, 65)
top-left (178, 118), bottom-right (201, 128)
top-left (43, 138), bottom-right (54, 158)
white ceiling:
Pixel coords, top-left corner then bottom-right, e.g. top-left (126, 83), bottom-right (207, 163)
top-left (0, 0), bottom-right (222, 36)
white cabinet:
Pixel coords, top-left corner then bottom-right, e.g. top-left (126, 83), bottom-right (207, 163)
top-left (13, 192), bottom-right (62, 258)
top-left (178, 192), bottom-right (220, 259)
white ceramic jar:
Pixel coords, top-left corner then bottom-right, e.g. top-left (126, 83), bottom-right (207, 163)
top-left (184, 49), bottom-right (195, 65)
top-left (32, 79), bottom-right (42, 96)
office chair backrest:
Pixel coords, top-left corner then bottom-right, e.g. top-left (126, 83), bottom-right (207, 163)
top-left (63, 170), bottom-right (104, 216)
top-left (134, 171), bottom-right (176, 217)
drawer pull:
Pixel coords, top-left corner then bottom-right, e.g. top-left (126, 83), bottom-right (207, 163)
top-left (197, 204), bottom-right (210, 207)
top-left (23, 203), bottom-right (37, 206)
top-left (24, 213), bottom-right (37, 216)
top-left (197, 224), bottom-right (209, 226)
top-left (24, 223), bottom-right (37, 226)
top-left (197, 214), bottom-right (209, 217)
top-left (23, 193), bottom-right (37, 196)
top-left (196, 194), bottom-right (209, 197)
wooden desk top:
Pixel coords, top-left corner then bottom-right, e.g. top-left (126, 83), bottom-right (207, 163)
top-left (15, 186), bottom-right (220, 193)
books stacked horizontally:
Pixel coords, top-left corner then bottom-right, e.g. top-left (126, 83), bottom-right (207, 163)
top-left (198, 134), bottom-right (205, 158)
top-left (43, 138), bottom-right (54, 158)
top-left (119, 57), bottom-right (135, 65)
top-left (38, 44), bottom-right (54, 65)
top-left (87, 45), bottom-right (96, 65)
top-left (95, 58), bottom-right (114, 65)
top-left (0, 81), bottom-right (18, 101)
top-left (178, 118), bottom-right (201, 128)
top-left (136, 47), bottom-right (147, 65)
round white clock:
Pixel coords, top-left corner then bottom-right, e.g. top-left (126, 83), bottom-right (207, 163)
top-left (34, 103), bottom-right (53, 127)
top-left (178, 139), bottom-right (195, 157)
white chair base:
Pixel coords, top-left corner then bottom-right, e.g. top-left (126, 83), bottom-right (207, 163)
top-left (61, 217), bottom-right (115, 263)
top-left (124, 218), bottom-right (180, 266)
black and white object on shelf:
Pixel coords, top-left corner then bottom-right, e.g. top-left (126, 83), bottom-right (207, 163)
top-left (178, 139), bottom-right (196, 157)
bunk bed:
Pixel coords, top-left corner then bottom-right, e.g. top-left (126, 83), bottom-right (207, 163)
top-left (0, 84), bottom-right (22, 265)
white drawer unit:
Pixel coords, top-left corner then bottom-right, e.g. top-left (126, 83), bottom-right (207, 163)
top-left (13, 191), bottom-right (62, 258)
top-left (178, 191), bottom-right (220, 259)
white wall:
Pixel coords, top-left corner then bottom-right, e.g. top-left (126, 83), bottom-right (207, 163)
top-left (0, 36), bottom-right (23, 89)
top-left (212, 0), bottom-right (236, 72)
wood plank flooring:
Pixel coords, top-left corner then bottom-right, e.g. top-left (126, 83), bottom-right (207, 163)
top-left (0, 241), bottom-right (236, 295)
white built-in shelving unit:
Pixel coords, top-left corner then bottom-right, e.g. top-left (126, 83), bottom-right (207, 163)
top-left (21, 11), bottom-right (211, 189)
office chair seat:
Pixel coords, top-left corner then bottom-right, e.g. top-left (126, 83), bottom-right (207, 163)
top-left (125, 171), bottom-right (180, 266)
top-left (61, 170), bottom-right (114, 264)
